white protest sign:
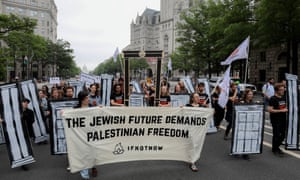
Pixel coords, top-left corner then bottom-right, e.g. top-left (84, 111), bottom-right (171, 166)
top-left (80, 72), bottom-right (95, 87)
top-left (62, 107), bottom-right (213, 173)
top-left (49, 77), bottom-right (60, 84)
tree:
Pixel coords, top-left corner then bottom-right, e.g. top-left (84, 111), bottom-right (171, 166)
top-left (255, 0), bottom-right (300, 75)
top-left (93, 57), bottom-right (122, 75)
top-left (0, 14), bottom-right (36, 37)
top-left (173, 0), bottom-right (254, 78)
top-left (0, 14), bottom-right (37, 81)
top-left (3, 31), bottom-right (48, 79)
top-left (46, 39), bottom-right (80, 78)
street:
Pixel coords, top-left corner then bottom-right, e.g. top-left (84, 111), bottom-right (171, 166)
top-left (1, 116), bottom-right (300, 180)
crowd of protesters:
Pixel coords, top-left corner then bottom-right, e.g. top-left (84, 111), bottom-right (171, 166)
top-left (2, 75), bottom-right (285, 177)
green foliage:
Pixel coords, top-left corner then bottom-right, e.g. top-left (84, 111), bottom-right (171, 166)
top-left (173, 0), bottom-right (254, 77)
top-left (255, 0), bottom-right (300, 74)
top-left (46, 39), bottom-right (79, 78)
top-left (0, 14), bottom-right (36, 38)
top-left (93, 56), bottom-right (149, 75)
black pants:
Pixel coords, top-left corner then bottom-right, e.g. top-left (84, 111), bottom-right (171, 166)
top-left (271, 119), bottom-right (286, 151)
top-left (225, 111), bottom-right (233, 136)
top-left (214, 106), bottom-right (225, 127)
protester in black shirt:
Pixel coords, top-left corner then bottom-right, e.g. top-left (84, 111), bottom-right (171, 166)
top-left (110, 84), bottom-right (125, 106)
top-left (237, 89), bottom-right (255, 160)
top-left (268, 84), bottom-right (288, 156)
top-left (224, 83), bottom-right (238, 140)
top-left (159, 85), bottom-right (171, 107)
top-left (212, 86), bottom-right (225, 130)
top-left (197, 82), bottom-right (209, 107)
top-left (22, 98), bottom-right (35, 139)
top-left (21, 98), bottom-right (35, 171)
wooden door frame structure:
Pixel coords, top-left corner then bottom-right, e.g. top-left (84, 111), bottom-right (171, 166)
top-left (122, 50), bottom-right (163, 106)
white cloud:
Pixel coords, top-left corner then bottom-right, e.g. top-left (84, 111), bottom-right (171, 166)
top-left (55, 0), bottom-right (160, 71)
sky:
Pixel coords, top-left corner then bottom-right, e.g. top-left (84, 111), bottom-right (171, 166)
top-left (55, 0), bottom-right (160, 71)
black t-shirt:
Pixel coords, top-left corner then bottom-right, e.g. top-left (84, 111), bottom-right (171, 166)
top-left (226, 90), bottom-right (235, 111)
top-left (160, 95), bottom-right (171, 105)
top-left (198, 92), bottom-right (209, 105)
top-left (110, 93), bottom-right (124, 105)
top-left (269, 95), bottom-right (287, 121)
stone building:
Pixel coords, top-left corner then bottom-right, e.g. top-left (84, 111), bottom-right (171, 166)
top-left (0, 0), bottom-right (57, 81)
top-left (125, 0), bottom-right (200, 76)
top-left (249, 46), bottom-right (299, 90)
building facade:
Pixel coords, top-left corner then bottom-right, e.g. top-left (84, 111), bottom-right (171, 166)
top-left (0, 0), bottom-right (57, 81)
top-left (249, 46), bottom-right (300, 90)
top-left (125, 0), bottom-right (200, 75)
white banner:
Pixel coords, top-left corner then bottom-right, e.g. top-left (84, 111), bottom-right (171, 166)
top-left (62, 107), bottom-right (213, 173)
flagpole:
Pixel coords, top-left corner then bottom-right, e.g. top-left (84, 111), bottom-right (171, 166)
top-left (244, 36), bottom-right (250, 83)
top-left (244, 58), bottom-right (248, 83)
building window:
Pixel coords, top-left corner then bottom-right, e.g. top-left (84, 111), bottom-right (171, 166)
top-left (260, 51), bottom-right (266, 62)
top-left (164, 35), bottom-right (169, 51)
top-left (259, 70), bottom-right (266, 82)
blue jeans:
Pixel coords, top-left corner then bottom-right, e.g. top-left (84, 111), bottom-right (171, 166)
top-left (80, 169), bottom-right (89, 179)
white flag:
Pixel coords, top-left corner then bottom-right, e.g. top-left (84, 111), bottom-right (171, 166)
top-left (221, 36), bottom-right (250, 65)
top-left (113, 47), bottom-right (119, 63)
top-left (167, 58), bottom-right (172, 71)
top-left (218, 66), bottom-right (231, 108)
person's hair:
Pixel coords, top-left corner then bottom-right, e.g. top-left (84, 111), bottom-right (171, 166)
top-left (268, 78), bottom-right (274, 82)
top-left (189, 93), bottom-right (198, 104)
top-left (242, 89), bottom-right (253, 101)
top-left (77, 90), bottom-right (89, 107)
top-left (274, 83), bottom-right (285, 92)
top-left (160, 85), bottom-right (169, 96)
top-left (42, 85), bottom-right (49, 93)
top-left (198, 82), bottom-right (205, 88)
top-left (90, 83), bottom-right (97, 89)
top-left (230, 82), bottom-right (237, 88)
top-left (65, 86), bottom-right (74, 92)
top-left (113, 84), bottom-right (122, 93)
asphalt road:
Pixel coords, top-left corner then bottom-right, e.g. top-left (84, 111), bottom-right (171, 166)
top-left (1, 120), bottom-right (300, 180)
top-left (1, 82), bottom-right (297, 180)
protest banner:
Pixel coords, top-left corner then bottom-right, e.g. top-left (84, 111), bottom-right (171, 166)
top-left (0, 123), bottom-right (5, 144)
top-left (129, 93), bottom-right (145, 106)
top-left (197, 78), bottom-right (217, 133)
top-left (67, 80), bottom-right (84, 98)
top-left (101, 74), bottom-right (113, 106)
top-left (20, 80), bottom-right (49, 143)
top-left (49, 77), bottom-right (60, 84)
top-left (170, 94), bottom-right (190, 107)
top-left (231, 104), bottom-right (264, 154)
top-left (0, 83), bottom-right (35, 168)
top-left (49, 100), bottom-right (79, 155)
top-left (285, 73), bottom-right (299, 150)
top-left (62, 107), bottom-right (213, 173)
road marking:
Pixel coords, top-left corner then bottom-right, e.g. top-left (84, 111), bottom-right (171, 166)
top-left (220, 125), bottom-right (300, 159)
top-left (262, 141), bottom-right (300, 159)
